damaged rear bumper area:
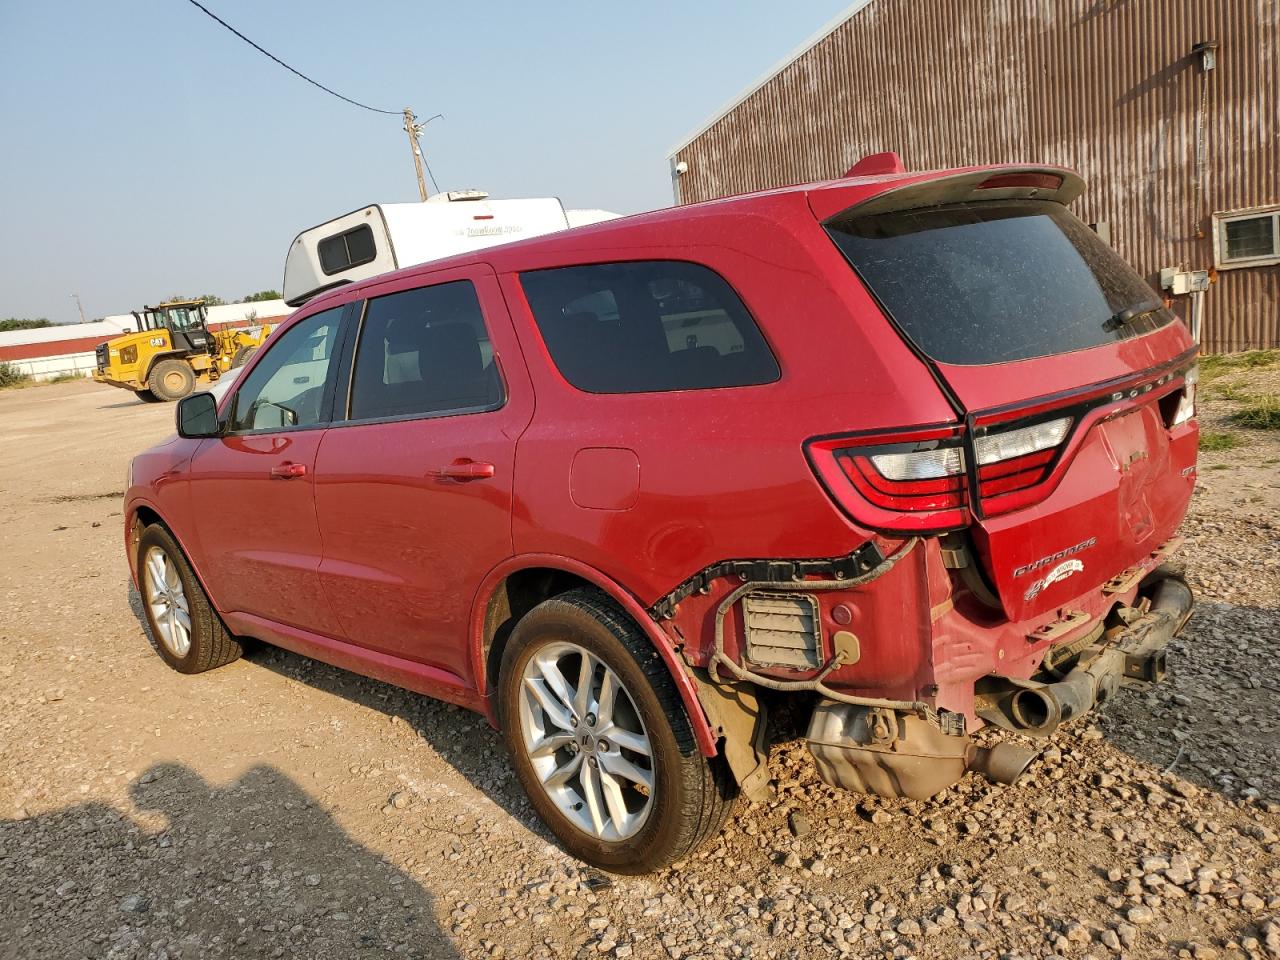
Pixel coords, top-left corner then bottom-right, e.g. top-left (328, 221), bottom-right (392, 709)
top-left (806, 570), bottom-right (1193, 801)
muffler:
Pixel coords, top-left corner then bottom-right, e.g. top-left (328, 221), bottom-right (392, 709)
top-left (807, 702), bottom-right (1040, 800)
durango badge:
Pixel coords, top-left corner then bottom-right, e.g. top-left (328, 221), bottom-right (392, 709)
top-left (1023, 559), bottom-right (1085, 601)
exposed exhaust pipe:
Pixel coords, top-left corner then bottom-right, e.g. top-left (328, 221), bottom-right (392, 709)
top-left (978, 571), bottom-right (1193, 736)
top-left (967, 742), bottom-right (1039, 786)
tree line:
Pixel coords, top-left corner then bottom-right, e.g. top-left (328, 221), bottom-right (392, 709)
top-left (1, 291), bottom-right (283, 330)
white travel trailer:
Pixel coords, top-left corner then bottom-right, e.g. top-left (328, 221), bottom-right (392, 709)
top-left (283, 191), bottom-right (620, 306)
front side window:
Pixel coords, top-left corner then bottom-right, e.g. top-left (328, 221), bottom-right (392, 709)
top-left (349, 281), bottom-right (503, 421)
top-left (318, 225), bottom-right (377, 276)
top-left (826, 199), bottom-right (1175, 365)
top-left (1215, 206), bottom-right (1280, 268)
top-left (519, 260), bottom-right (779, 394)
top-left (229, 307), bottom-right (342, 432)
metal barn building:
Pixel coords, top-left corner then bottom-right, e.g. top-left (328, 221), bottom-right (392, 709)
top-left (668, 0), bottom-right (1279, 353)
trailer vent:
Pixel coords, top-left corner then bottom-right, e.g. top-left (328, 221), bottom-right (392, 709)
top-left (741, 593), bottom-right (822, 669)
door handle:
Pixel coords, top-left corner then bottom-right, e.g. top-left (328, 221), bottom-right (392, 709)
top-left (432, 459), bottom-right (495, 482)
top-left (270, 463), bottom-right (307, 479)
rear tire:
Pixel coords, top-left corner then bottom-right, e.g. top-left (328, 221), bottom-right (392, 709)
top-left (136, 389), bottom-right (164, 403)
top-left (231, 345), bottom-right (257, 368)
top-left (148, 359), bottom-right (196, 401)
top-left (137, 524), bottom-right (242, 674)
top-left (498, 587), bottom-right (736, 873)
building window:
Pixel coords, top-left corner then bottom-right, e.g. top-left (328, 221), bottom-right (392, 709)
top-left (317, 225), bottom-right (377, 276)
top-left (1214, 206), bottom-right (1280, 269)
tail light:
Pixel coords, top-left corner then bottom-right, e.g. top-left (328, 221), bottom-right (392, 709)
top-left (807, 417), bottom-right (1072, 531)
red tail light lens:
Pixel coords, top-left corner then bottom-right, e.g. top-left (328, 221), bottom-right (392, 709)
top-left (807, 417), bottom-right (1072, 531)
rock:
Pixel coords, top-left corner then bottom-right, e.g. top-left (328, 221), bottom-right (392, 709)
top-left (1126, 905), bottom-right (1155, 925)
top-left (119, 894), bottom-right (149, 914)
top-left (1165, 855), bottom-right (1194, 886)
top-left (896, 919), bottom-right (921, 937)
top-left (389, 790), bottom-right (410, 810)
top-left (788, 811), bottom-right (812, 838)
top-left (1064, 921), bottom-right (1090, 943)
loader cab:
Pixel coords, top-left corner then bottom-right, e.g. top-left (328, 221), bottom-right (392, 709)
top-left (132, 300), bottom-right (213, 354)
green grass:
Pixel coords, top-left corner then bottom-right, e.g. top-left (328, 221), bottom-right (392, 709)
top-left (1199, 349), bottom-right (1280, 382)
top-left (1232, 394), bottom-right (1280, 430)
top-left (46, 372), bottom-right (86, 384)
top-left (0, 361), bottom-right (31, 389)
top-left (1199, 430), bottom-right (1243, 452)
top-left (1201, 377), bottom-right (1253, 401)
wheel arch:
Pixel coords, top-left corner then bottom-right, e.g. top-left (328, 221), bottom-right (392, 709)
top-left (126, 499), bottom-right (223, 616)
top-left (471, 555), bottom-right (719, 757)
top-left (140, 350), bottom-right (191, 383)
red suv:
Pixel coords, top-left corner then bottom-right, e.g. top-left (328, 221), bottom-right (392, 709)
top-left (126, 163), bottom-right (1197, 873)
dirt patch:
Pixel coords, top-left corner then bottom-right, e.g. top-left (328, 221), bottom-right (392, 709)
top-left (47, 491), bottom-right (126, 503)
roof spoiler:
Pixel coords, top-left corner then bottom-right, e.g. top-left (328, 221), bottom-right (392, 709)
top-left (812, 165), bottom-right (1086, 221)
top-left (843, 151), bottom-right (906, 177)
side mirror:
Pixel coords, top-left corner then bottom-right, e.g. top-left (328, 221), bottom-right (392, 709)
top-left (176, 392), bottom-right (222, 438)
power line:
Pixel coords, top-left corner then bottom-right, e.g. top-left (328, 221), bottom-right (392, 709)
top-left (183, 0), bottom-right (400, 116)
top-left (423, 159), bottom-right (440, 195)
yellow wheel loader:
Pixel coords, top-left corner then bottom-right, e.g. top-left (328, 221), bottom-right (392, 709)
top-left (92, 300), bottom-right (273, 402)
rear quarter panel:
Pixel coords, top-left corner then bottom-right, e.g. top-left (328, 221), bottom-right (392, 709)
top-left (497, 193), bottom-right (955, 606)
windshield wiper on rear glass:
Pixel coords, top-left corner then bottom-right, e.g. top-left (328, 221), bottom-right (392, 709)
top-left (1103, 301), bottom-right (1164, 333)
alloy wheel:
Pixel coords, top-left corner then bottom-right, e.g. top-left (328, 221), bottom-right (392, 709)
top-left (143, 546), bottom-right (192, 657)
top-left (518, 641), bottom-right (655, 841)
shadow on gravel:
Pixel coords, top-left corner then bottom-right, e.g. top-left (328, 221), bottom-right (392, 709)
top-left (1098, 598), bottom-right (1280, 800)
top-left (128, 578), bottom-right (556, 851)
top-left (0, 763), bottom-right (458, 960)
top-left (97, 398), bottom-right (152, 409)
top-left (242, 644), bottom-right (558, 848)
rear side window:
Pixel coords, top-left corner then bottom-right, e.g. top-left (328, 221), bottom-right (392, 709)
top-left (318, 225), bottom-right (376, 276)
top-left (520, 261), bottom-right (779, 393)
top-left (825, 200), bottom-right (1174, 365)
top-left (349, 281), bottom-right (503, 421)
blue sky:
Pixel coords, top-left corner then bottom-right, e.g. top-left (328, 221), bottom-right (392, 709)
top-left (0, 0), bottom-right (850, 323)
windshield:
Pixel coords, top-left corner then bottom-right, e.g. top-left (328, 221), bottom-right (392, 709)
top-left (165, 306), bottom-right (205, 332)
top-left (825, 199), bottom-right (1173, 365)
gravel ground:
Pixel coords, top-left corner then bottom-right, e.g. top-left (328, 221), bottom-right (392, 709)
top-left (1, 377), bottom-right (1278, 960)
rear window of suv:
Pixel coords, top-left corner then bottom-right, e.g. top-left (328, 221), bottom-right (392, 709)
top-left (520, 260), bottom-right (779, 393)
top-left (825, 199), bottom-right (1174, 365)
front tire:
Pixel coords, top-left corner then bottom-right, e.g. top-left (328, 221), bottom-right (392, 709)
top-left (499, 588), bottom-right (736, 873)
top-left (231, 345), bottom-right (257, 368)
top-left (137, 524), bottom-right (242, 674)
top-left (147, 359), bottom-right (196, 401)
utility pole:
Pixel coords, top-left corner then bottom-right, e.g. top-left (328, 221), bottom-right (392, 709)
top-left (70, 293), bottom-right (87, 324)
top-left (403, 107), bottom-right (429, 202)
